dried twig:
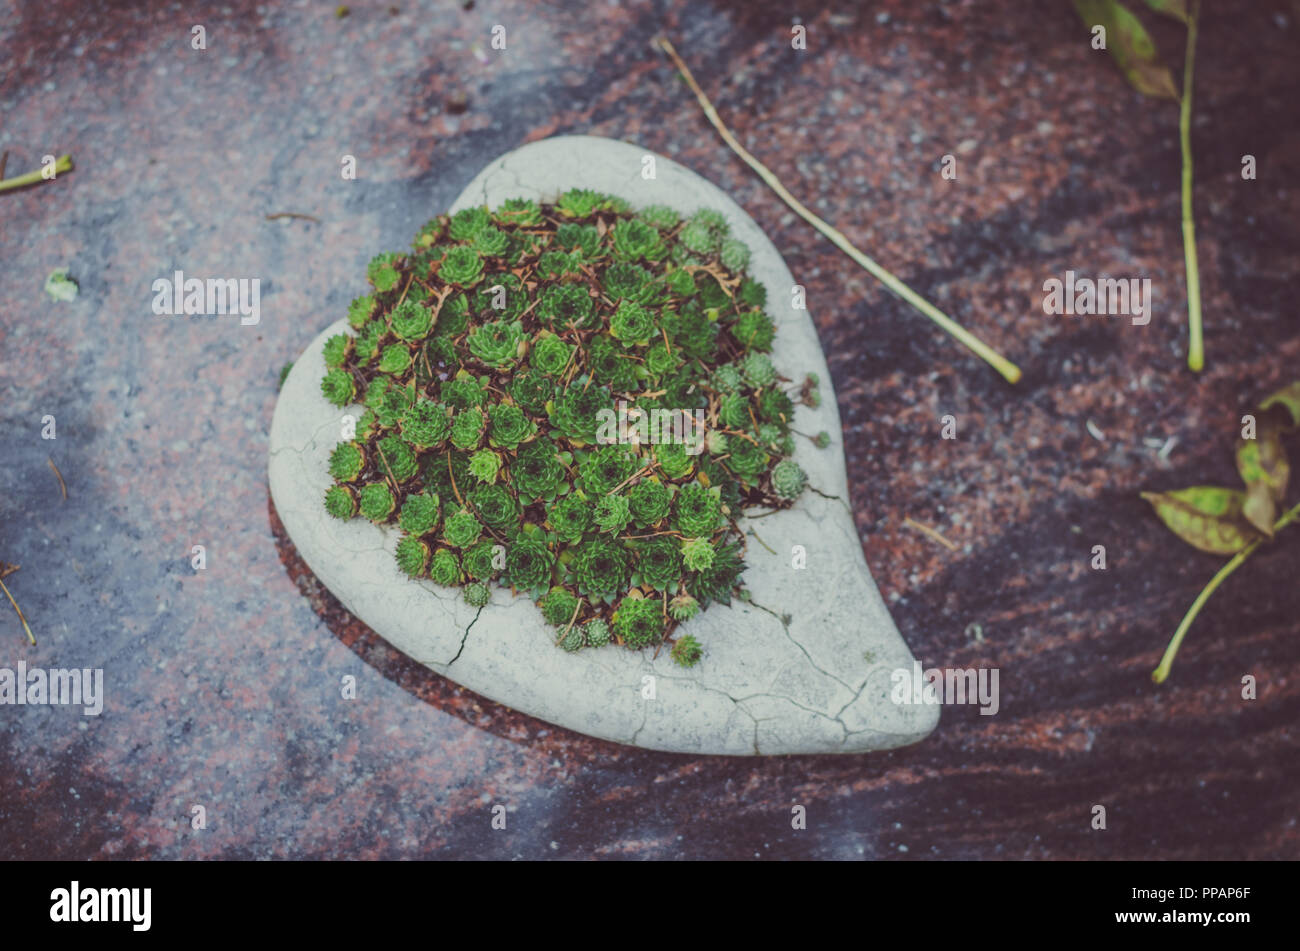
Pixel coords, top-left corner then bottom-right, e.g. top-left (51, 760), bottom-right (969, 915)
top-left (903, 516), bottom-right (959, 552)
top-left (47, 457), bottom-right (67, 500)
top-left (654, 36), bottom-right (1022, 384)
top-left (0, 565), bottom-right (36, 645)
top-left (265, 212), bottom-right (321, 223)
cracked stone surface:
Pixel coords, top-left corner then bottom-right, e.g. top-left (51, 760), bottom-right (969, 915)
top-left (268, 136), bottom-right (938, 754)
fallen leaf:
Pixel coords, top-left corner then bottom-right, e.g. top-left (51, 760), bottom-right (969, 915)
top-left (1074, 0), bottom-right (1180, 99)
top-left (1236, 426), bottom-right (1290, 502)
top-left (1260, 380), bottom-right (1300, 430)
top-left (1241, 480), bottom-right (1277, 537)
top-left (1140, 486), bottom-right (1260, 554)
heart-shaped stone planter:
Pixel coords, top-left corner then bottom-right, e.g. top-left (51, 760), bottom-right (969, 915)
top-left (268, 135), bottom-right (938, 754)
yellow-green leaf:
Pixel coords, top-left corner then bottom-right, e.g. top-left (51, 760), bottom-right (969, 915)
top-left (1236, 427), bottom-right (1290, 502)
top-left (1140, 486), bottom-right (1260, 554)
top-left (1260, 380), bottom-right (1300, 430)
top-left (1075, 0), bottom-right (1179, 99)
top-left (1241, 481), bottom-right (1277, 537)
top-left (1143, 0), bottom-right (1189, 23)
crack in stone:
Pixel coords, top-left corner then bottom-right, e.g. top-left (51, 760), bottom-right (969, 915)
top-left (446, 604), bottom-right (485, 667)
top-left (746, 597), bottom-right (858, 696)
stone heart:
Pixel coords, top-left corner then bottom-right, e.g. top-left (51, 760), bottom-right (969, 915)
top-left (268, 135), bottom-right (938, 754)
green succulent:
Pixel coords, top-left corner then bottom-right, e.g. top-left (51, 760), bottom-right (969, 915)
top-left (468, 483), bottom-right (519, 533)
top-left (550, 384), bottom-right (611, 444)
top-left (353, 321), bottom-right (383, 364)
top-left (376, 436), bottom-right (418, 482)
top-left (612, 595), bottom-right (664, 648)
top-left (806, 387), bottom-right (821, 409)
top-left (583, 618), bottom-right (611, 648)
top-left (428, 548), bottom-right (461, 586)
top-left (686, 541), bottom-right (744, 607)
top-left (638, 205), bottom-right (680, 231)
top-left (439, 246), bottom-right (485, 286)
top-left (610, 218), bottom-right (665, 262)
top-left (440, 371), bottom-right (488, 410)
top-left (449, 206), bottom-right (491, 240)
top-left (770, 459), bottom-right (808, 500)
top-left (400, 399), bottom-right (452, 448)
top-left (556, 188), bottom-right (606, 218)
top-left (634, 537), bottom-right (682, 591)
top-left (321, 369), bottom-right (356, 407)
top-left (627, 479), bottom-right (670, 526)
top-left (505, 536), bottom-right (554, 592)
top-left (579, 445), bottom-right (637, 496)
top-left (324, 484), bottom-right (357, 519)
top-left (680, 536), bottom-right (716, 572)
top-left (814, 430), bottom-right (832, 449)
top-left (510, 439), bottom-right (566, 503)
top-left (535, 283), bottom-right (596, 329)
top-left (359, 483), bottom-right (396, 522)
top-left (593, 493), bottom-right (632, 534)
top-left (732, 310), bottom-right (774, 351)
top-left (462, 539), bottom-right (501, 581)
top-left (473, 226), bottom-right (510, 257)
top-left (670, 634), bottom-right (703, 668)
top-left (569, 537), bottom-right (629, 601)
top-left (486, 404), bottom-right (536, 450)
top-left (323, 333), bottom-right (352, 368)
top-left (741, 351), bottom-right (776, 387)
top-left (395, 535), bottom-right (430, 578)
top-left (378, 344), bottom-right (412, 374)
top-left (609, 300), bottom-right (655, 346)
top-left (530, 331), bottom-right (573, 377)
top-left (449, 406), bottom-right (486, 451)
top-left (509, 370), bottom-right (553, 416)
top-left (678, 220), bottom-right (717, 255)
top-left (436, 292), bottom-right (471, 336)
top-left (442, 507), bottom-right (483, 548)
top-left (719, 238), bottom-right (750, 272)
top-left (390, 300), bottom-right (434, 341)
top-left (540, 586), bottom-right (581, 626)
top-left (726, 434), bottom-right (770, 482)
top-left (466, 320), bottom-right (524, 368)
top-left (758, 387), bottom-right (794, 425)
top-left (367, 252), bottom-right (401, 292)
top-left (555, 222), bottom-right (601, 258)
top-left (644, 342), bottom-right (677, 378)
top-left (668, 592), bottom-right (700, 621)
top-left (371, 379), bottom-right (415, 426)
top-left (718, 392), bottom-right (751, 429)
top-left (654, 442), bottom-right (695, 480)
top-left (398, 492), bottom-right (440, 536)
top-left (738, 278), bottom-right (767, 307)
top-left (674, 483), bottom-right (721, 537)
top-left (546, 494), bottom-right (591, 543)
top-left (712, 363), bottom-right (744, 395)
top-left (468, 449), bottom-right (502, 484)
top-left (463, 581), bottom-right (491, 607)
top-left (560, 625), bottom-right (585, 652)
top-left (347, 295), bottom-right (378, 329)
top-left (328, 442), bottom-right (365, 482)
top-left (472, 273), bottom-right (526, 319)
top-left (586, 336), bottom-right (637, 391)
top-left (536, 249), bottom-right (583, 279)
top-left (664, 267), bottom-right (697, 298)
top-left (602, 261), bottom-right (654, 303)
top-left (495, 197), bottom-right (542, 226)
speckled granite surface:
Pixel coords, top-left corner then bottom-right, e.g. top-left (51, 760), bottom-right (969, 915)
top-left (1, 0), bottom-right (1298, 859)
